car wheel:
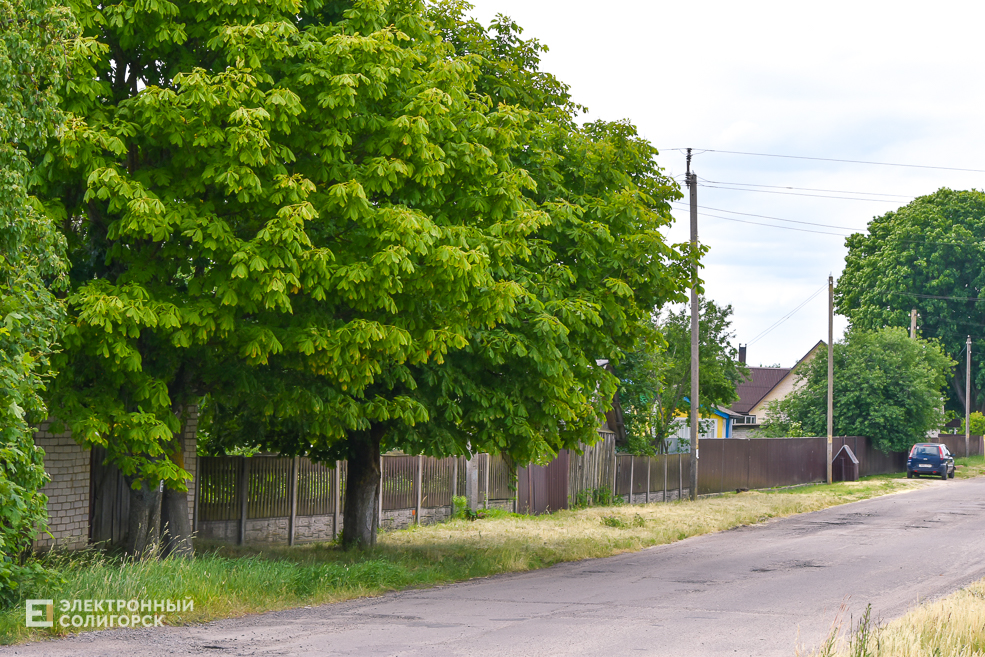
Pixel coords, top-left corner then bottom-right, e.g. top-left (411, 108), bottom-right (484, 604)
top-left (906, 470), bottom-right (913, 479)
top-left (941, 469), bottom-right (948, 481)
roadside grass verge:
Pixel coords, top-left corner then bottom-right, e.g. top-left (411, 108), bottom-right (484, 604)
top-left (0, 475), bottom-right (926, 644)
top-left (807, 576), bottom-right (985, 656)
top-left (954, 454), bottom-right (985, 479)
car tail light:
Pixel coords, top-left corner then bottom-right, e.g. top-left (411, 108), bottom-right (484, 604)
top-left (939, 446), bottom-right (945, 458)
top-left (909, 445), bottom-right (917, 457)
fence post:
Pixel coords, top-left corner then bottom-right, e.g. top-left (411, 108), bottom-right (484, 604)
top-left (377, 455), bottom-right (383, 530)
top-left (646, 456), bottom-right (651, 504)
top-left (333, 460), bottom-right (340, 540)
top-left (663, 456), bottom-right (668, 502)
top-left (611, 445), bottom-right (617, 504)
top-left (193, 456), bottom-right (200, 534)
top-left (484, 453), bottom-right (490, 510)
top-left (451, 457), bottom-right (458, 503)
top-left (415, 455), bottom-right (423, 525)
top-left (288, 456), bottom-right (298, 546)
top-left (238, 456), bottom-right (249, 545)
top-left (678, 454), bottom-right (683, 501)
top-left (627, 456), bottom-right (634, 505)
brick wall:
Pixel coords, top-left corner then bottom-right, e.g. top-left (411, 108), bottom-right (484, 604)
top-left (33, 425), bottom-right (90, 550)
top-left (182, 407), bottom-right (198, 528)
top-left (34, 407), bottom-right (199, 551)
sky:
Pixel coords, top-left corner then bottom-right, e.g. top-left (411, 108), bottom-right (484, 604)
top-left (466, 0), bottom-right (985, 367)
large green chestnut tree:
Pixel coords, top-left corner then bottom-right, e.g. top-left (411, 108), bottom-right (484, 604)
top-left (40, 0), bottom-right (691, 551)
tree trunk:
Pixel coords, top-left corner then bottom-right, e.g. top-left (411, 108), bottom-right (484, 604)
top-left (161, 486), bottom-right (193, 558)
top-left (125, 477), bottom-right (162, 558)
top-left (160, 429), bottom-right (194, 558)
top-left (341, 426), bottom-right (383, 549)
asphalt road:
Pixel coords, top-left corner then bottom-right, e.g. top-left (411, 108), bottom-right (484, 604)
top-left (7, 477), bottom-right (985, 657)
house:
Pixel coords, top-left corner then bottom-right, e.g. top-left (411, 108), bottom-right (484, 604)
top-left (730, 340), bottom-right (826, 434)
top-left (662, 402), bottom-right (744, 452)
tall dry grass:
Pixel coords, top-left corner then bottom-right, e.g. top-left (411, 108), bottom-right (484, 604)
top-left (808, 578), bottom-right (985, 657)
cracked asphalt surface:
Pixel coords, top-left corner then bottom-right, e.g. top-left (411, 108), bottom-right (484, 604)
top-left (6, 477), bottom-right (985, 657)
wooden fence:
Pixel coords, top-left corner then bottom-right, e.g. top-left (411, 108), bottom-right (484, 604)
top-left (193, 433), bottom-right (948, 546)
top-left (195, 433), bottom-right (619, 544)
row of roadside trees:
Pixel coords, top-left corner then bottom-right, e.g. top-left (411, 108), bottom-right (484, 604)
top-left (3, 0), bottom-right (980, 604)
top-left (2, 0), bottom-right (700, 591)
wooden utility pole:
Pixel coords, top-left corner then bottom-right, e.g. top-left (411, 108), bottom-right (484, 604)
top-left (967, 336), bottom-right (972, 458)
top-left (687, 148), bottom-right (699, 502)
top-left (827, 276), bottom-right (834, 485)
top-left (910, 309), bottom-right (917, 339)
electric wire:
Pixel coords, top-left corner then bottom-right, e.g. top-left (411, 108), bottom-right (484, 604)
top-left (672, 202), bottom-right (865, 231)
top-left (666, 148), bottom-right (985, 174)
top-left (748, 284), bottom-right (827, 345)
top-left (670, 203), bottom-right (855, 236)
top-left (696, 178), bottom-right (914, 199)
top-left (698, 183), bottom-right (907, 203)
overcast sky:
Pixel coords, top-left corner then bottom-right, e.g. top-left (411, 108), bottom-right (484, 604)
top-left (466, 0), bottom-right (985, 367)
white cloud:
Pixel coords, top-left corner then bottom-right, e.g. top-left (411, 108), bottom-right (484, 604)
top-left (466, 0), bottom-right (985, 365)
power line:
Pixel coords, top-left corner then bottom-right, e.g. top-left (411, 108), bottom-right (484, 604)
top-left (673, 202), bottom-right (866, 231)
top-left (670, 203), bottom-right (854, 236)
top-left (699, 183), bottom-right (907, 203)
top-left (667, 148), bottom-right (985, 174)
top-left (696, 177), bottom-right (914, 200)
top-left (749, 284), bottom-right (827, 345)
top-left (871, 290), bottom-right (983, 302)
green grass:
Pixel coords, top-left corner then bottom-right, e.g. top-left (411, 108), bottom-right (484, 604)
top-left (954, 454), bottom-right (985, 478)
top-left (0, 474), bottom-right (939, 645)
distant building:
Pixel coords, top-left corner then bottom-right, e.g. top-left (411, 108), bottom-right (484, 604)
top-left (730, 340), bottom-right (826, 434)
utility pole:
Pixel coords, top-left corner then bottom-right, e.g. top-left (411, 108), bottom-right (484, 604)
top-left (687, 148), bottom-right (699, 501)
top-left (967, 336), bottom-right (972, 458)
top-left (827, 275), bottom-right (833, 485)
top-left (910, 309), bottom-right (917, 339)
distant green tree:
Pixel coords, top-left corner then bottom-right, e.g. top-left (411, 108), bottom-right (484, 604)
top-left (837, 189), bottom-right (985, 415)
top-left (959, 411), bottom-right (985, 437)
top-left (762, 328), bottom-right (953, 452)
top-left (0, 0), bottom-right (74, 602)
top-left (618, 299), bottom-right (746, 454)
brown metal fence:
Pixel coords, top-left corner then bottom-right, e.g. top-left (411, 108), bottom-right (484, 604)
top-left (694, 436), bottom-right (909, 495)
top-left (195, 434), bottom-right (916, 546)
top-left (608, 453), bottom-right (688, 501)
top-left (937, 434), bottom-right (984, 458)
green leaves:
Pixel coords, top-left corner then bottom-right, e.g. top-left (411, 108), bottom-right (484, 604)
top-left (618, 300), bottom-right (746, 455)
top-left (0, 0), bottom-right (75, 599)
top-left (837, 189), bottom-right (985, 415)
top-left (768, 328), bottom-right (953, 452)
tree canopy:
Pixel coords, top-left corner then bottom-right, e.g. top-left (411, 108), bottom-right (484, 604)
top-left (759, 328), bottom-right (952, 452)
top-left (617, 299), bottom-right (745, 454)
top-left (0, 0), bottom-right (75, 600)
top-left (837, 188), bottom-right (985, 414)
top-left (38, 0), bottom-right (691, 548)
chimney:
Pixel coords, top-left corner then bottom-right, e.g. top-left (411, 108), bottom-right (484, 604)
top-left (738, 344), bottom-right (747, 364)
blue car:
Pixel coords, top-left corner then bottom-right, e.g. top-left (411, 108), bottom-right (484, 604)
top-left (906, 443), bottom-right (955, 480)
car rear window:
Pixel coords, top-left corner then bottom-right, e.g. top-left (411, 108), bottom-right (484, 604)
top-left (913, 445), bottom-right (938, 456)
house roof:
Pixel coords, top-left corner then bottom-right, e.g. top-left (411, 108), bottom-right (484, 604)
top-left (730, 340), bottom-right (826, 415)
top-left (730, 367), bottom-right (791, 414)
